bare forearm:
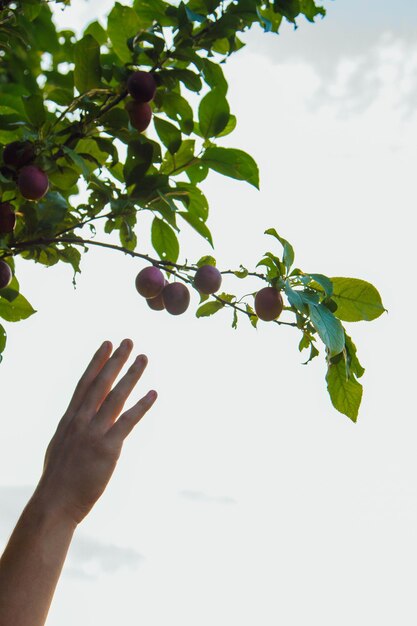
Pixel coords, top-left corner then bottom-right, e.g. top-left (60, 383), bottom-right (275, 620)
top-left (0, 339), bottom-right (156, 625)
top-left (0, 488), bottom-right (77, 626)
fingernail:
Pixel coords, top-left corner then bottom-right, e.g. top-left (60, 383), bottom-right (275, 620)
top-left (135, 354), bottom-right (148, 366)
top-left (146, 390), bottom-right (157, 402)
top-left (121, 338), bottom-right (133, 350)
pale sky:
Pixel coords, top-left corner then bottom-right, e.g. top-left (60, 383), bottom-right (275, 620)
top-left (1, 2), bottom-right (416, 625)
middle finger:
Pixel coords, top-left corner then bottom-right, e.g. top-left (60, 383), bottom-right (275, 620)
top-left (78, 338), bottom-right (134, 419)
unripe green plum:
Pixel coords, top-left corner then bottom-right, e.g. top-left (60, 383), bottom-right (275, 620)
top-left (254, 287), bottom-right (284, 321)
top-left (3, 141), bottom-right (35, 169)
top-left (162, 282), bottom-right (190, 316)
top-left (136, 266), bottom-right (165, 298)
top-left (0, 202), bottom-right (16, 234)
top-left (0, 259), bottom-right (12, 289)
top-left (194, 265), bottom-right (222, 295)
top-left (127, 71), bottom-right (157, 103)
top-left (146, 279), bottom-right (168, 311)
top-left (17, 165), bottom-right (49, 200)
top-left (125, 100), bottom-right (152, 133)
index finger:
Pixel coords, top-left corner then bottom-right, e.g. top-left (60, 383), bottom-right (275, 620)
top-left (63, 341), bottom-right (113, 420)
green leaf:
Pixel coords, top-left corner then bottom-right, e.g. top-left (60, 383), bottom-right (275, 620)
top-left (179, 212), bottom-right (213, 247)
top-left (265, 228), bottom-right (294, 272)
top-left (22, 94), bottom-right (46, 127)
top-left (173, 183), bottom-right (209, 220)
top-left (274, 0), bottom-right (301, 22)
top-left (0, 294), bottom-right (36, 322)
top-left (329, 277), bottom-right (386, 322)
top-left (285, 282), bottom-right (307, 314)
top-left (300, 337), bottom-right (319, 365)
top-left (84, 21), bottom-right (108, 45)
top-left (124, 140), bottom-right (153, 185)
top-left (199, 58), bottom-right (228, 94)
top-left (161, 139), bottom-right (195, 175)
top-left (151, 217), bottom-right (179, 262)
top-left (246, 303), bottom-right (258, 328)
top-left (46, 88), bottom-right (74, 106)
top-left (217, 114), bottom-right (237, 138)
top-left (163, 93), bottom-right (194, 134)
top-left (120, 218), bottom-right (137, 252)
top-left (300, 0), bottom-right (326, 21)
top-left (36, 192), bottom-right (68, 229)
top-left (57, 246), bottom-right (82, 274)
top-left (165, 69), bottom-right (203, 93)
top-left (93, 137), bottom-right (119, 166)
top-left (74, 35), bottom-right (101, 93)
top-left (196, 255), bottom-right (216, 268)
top-left (233, 265), bottom-right (248, 278)
top-left (232, 308), bottom-right (238, 329)
top-left (186, 161), bottom-right (209, 184)
top-left (344, 333), bottom-right (365, 379)
top-left (62, 146), bottom-right (92, 180)
top-left (196, 300), bottom-right (224, 318)
top-left (198, 88), bottom-right (230, 138)
top-left (133, 0), bottom-right (175, 27)
top-left (107, 3), bottom-right (143, 62)
top-left (49, 167), bottom-right (80, 190)
top-left (308, 273), bottom-right (333, 298)
top-left (154, 117), bottom-right (182, 154)
top-left (23, 1), bottom-right (42, 21)
top-left (308, 303), bottom-right (345, 357)
top-left (154, 190), bottom-right (180, 219)
top-left (202, 147), bottom-right (259, 188)
top-left (0, 285), bottom-right (19, 303)
top-left (326, 357), bottom-right (363, 422)
top-left (131, 174), bottom-right (170, 201)
top-left (256, 6), bottom-right (283, 32)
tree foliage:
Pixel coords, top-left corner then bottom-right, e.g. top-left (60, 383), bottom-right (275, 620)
top-left (0, 0), bottom-right (385, 421)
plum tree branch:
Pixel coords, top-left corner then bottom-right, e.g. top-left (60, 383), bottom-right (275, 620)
top-left (6, 235), bottom-right (297, 327)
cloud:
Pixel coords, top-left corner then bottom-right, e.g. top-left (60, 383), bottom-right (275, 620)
top-left (179, 489), bottom-right (236, 505)
top-left (240, 6), bottom-right (417, 117)
top-left (0, 485), bottom-right (144, 580)
top-left (65, 535), bottom-right (145, 580)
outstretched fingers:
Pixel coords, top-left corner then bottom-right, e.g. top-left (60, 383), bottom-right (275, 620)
top-left (104, 390), bottom-right (158, 447)
top-left (63, 340), bottom-right (113, 419)
top-left (78, 338), bottom-right (134, 419)
top-left (93, 354), bottom-right (149, 432)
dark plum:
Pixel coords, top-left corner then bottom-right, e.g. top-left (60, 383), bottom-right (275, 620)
top-left (3, 141), bottom-right (35, 169)
top-left (0, 202), bottom-right (16, 234)
top-left (125, 100), bottom-right (152, 133)
top-left (254, 287), bottom-right (283, 321)
top-left (17, 165), bottom-right (49, 200)
top-left (146, 280), bottom-right (168, 311)
top-left (194, 265), bottom-right (222, 295)
top-left (135, 266), bottom-right (165, 299)
top-left (0, 259), bottom-right (12, 289)
top-left (127, 71), bottom-right (157, 103)
top-left (162, 282), bottom-right (190, 316)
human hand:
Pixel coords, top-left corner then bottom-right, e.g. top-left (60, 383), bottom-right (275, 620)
top-left (33, 339), bottom-right (157, 525)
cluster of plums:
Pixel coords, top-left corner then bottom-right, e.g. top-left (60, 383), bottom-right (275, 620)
top-left (135, 264), bottom-right (284, 321)
top-left (125, 70), bottom-right (157, 133)
top-left (2, 141), bottom-right (49, 203)
top-left (135, 264), bottom-right (222, 315)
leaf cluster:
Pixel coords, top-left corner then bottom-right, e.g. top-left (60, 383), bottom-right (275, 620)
top-left (0, 0), bottom-right (387, 420)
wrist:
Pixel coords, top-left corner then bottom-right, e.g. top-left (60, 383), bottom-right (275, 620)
top-left (26, 483), bottom-right (79, 532)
